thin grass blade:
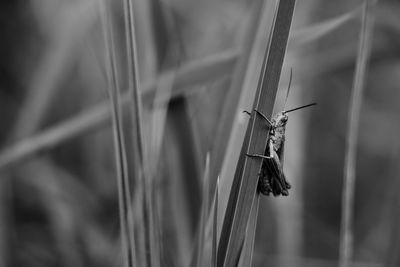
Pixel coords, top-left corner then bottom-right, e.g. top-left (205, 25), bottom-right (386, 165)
top-left (148, 71), bottom-right (176, 175)
top-left (339, 1), bottom-right (377, 267)
top-left (100, 1), bottom-right (136, 267)
top-left (122, 0), bottom-right (161, 265)
top-left (211, 177), bottom-right (219, 267)
top-left (190, 154), bottom-right (210, 267)
top-left (10, 0), bottom-right (98, 141)
top-left (123, 0), bottom-right (145, 164)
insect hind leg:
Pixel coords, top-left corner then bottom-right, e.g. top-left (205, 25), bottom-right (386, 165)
top-left (258, 178), bottom-right (272, 195)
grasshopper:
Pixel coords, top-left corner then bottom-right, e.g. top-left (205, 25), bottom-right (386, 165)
top-left (245, 70), bottom-right (316, 196)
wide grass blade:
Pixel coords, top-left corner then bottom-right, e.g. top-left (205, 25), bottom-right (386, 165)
top-left (100, 2), bottom-right (136, 267)
top-left (339, 1), bottom-right (377, 267)
top-left (217, 1), bottom-right (297, 266)
top-left (238, 196), bottom-right (260, 267)
top-left (215, 0), bottom-right (276, 264)
top-left (216, 0), bottom-right (276, 242)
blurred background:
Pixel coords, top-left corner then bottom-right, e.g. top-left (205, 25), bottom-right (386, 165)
top-left (0, 0), bottom-right (400, 266)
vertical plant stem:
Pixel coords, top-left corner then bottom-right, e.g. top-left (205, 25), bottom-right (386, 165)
top-left (238, 196), bottom-right (260, 267)
top-left (217, 0), bottom-right (275, 245)
top-left (194, 154), bottom-right (210, 267)
top-left (339, 1), bottom-right (377, 267)
top-left (123, 0), bottom-right (159, 266)
top-left (209, 0), bottom-right (265, 187)
top-left (123, 0), bottom-right (145, 162)
top-left (100, 1), bottom-right (136, 267)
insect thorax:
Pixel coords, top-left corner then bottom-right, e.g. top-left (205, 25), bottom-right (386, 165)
top-left (270, 112), bottom-right (288, 152)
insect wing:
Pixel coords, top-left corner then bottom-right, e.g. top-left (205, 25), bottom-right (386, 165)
top-left (266, 152), bottom-right (289, 196)
top-left (256, 140), bottom-right (289, 196)
top-left (277, 139), bottom-right (285, 167)
top-left (258, 160), bottom-right (272, 196)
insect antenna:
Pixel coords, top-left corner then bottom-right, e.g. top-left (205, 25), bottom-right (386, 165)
top-left (280, 68), bottom-right (317, 114)
top-left (284, 103), bottom-right (317, 114)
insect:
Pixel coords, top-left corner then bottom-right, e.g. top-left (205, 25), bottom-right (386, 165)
top-left (245, 69), bottom-right (316, 196)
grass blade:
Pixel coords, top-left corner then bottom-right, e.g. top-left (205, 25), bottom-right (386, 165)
top-left (289, 5), bottom-right (361, 48)
top-left (209, 0), bottom-right (266, 191)
top-left (238, 196), bottom-right (260, 267)
top-left (339, 1), bottom-right (377, 267)
top-left (123, 0), bottom-right (145, 164)
top-left (216, 0), bottom-right (276, 243)
top-left (147, 72), bottom-right (178, 267)
top-left (122, 0), bottom-right (159, 265)
top-left (100, 2), bottom-right (136, 267)
top-left (143, 70), bottom-right (179, 267)
top-left (217, 1), bottom-right (297, 266)
top-left (148, 71), bottom-right (176, 177)
top-left (211, 177), bottom-right (219, 267)
top-left (10, 0), bottom-right (98, 140)
top-left (191, 154), bottom-right (210, 267)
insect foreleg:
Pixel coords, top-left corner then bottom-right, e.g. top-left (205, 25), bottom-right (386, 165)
top-left (254, 109), bottom-right (273, 126)
top-left (242, 109), bottom-right (273, 126)
top-left (245, 153), bottom-right (272, 159)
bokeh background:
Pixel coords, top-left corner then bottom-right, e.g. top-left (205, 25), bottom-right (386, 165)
top-left (1, 0), bottom-right (399, 266)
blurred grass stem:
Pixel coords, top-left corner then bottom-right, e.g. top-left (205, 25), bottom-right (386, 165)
top-left (122, 0), bottom-right (160, 265)
top-left (100, 2), bottom-right (136, 267)
top-left (123, 0), bottom-right (145, 163)
top-left (0, 11), bottom-right (367, 169)
top-left (339, 1), bottom-right (377, 267)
